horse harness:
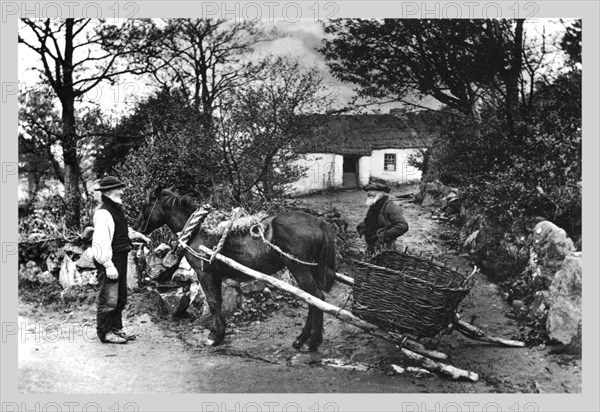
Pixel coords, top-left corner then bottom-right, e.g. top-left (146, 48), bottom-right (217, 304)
top-left (174, 206), bottom-right (318, 268)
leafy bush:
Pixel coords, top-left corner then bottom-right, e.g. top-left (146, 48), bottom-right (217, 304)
top-left (432, 71), bottom-right (581, 246)
top-left (115, 131), bottom-right (217, 219)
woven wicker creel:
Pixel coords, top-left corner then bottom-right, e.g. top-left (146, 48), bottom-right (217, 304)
top-left (352, 250), bottom-right (475, 339)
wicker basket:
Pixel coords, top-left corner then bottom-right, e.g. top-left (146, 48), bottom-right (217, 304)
top-left (352, 250), bottom-right (475, 338)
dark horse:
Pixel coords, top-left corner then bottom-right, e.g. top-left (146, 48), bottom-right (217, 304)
top-left (134, 187), bottom-right (336, 352)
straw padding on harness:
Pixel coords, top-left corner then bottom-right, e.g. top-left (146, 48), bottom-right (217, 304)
top-left (201, 210), bottom-right (269, 239)
top-left (352, 250), bottom-right (475, 339)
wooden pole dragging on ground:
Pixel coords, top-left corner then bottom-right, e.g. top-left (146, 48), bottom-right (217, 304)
top-left (454, 317), bottom-right (526, 347)
top-left (189, 244), bottom-right (486, 382)
top-left (400, 348), bottom-right (479, 382)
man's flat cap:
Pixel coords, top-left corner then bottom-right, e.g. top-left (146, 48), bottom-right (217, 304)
top-left (363, 182), bottom-right (391, 193)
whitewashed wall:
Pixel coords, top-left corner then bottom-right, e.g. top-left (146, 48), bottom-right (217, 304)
top-left (358, 156), bottom-right (371, 187)
top-left (369, 148), bottom-right (423, 184)
top-left (290, 148), bottom-right (424, 195)
top-left (290, 153), bottom-right (344, 195)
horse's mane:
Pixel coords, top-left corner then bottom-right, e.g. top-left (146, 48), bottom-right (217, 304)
top-left (159, 188), bottom-right (199, 214)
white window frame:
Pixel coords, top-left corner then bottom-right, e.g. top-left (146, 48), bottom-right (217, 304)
top-left (384, 153), bottom-right (397, 172)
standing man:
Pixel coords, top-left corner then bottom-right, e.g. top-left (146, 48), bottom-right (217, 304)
top-left (91, 176), bottom-right (150, 344)
top-left (357, 182), bottom-right (409, 255)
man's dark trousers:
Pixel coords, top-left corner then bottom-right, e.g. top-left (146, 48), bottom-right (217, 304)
top-left (96, 251), bottom-right (128, 339)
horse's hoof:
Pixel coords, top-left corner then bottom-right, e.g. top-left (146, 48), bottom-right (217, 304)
top-left (292, 337), bottom-right (306, 349)
top-left (207, 334), bottom-right (223, 346)
top-left (298, 343), bottom-right (319, 353)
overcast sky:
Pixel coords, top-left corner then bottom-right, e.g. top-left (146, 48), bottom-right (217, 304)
top-left (19, 18), bottom-right (571, 120)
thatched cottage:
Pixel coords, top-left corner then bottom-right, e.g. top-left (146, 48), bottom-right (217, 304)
top-left (290, 111), bottom-right (438, 195)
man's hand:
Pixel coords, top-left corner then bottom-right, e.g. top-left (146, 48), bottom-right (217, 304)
top-left (376, 229), bottom-right (386, 244)
top-left (106, 265), bottom-right (119, 280)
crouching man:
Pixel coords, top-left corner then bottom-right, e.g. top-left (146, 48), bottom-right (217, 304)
top-left (356, 183), bottom-right (409, 255)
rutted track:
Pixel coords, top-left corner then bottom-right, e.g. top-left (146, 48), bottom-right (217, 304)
top-left (18, 184), bottom-right (581, 393)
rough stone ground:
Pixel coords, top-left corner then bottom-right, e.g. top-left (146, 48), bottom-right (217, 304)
top-left (18, 184), bottom-right (581, 393)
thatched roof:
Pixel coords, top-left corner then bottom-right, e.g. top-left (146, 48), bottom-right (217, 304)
top-left (298, 112), bottom-right (439, 156)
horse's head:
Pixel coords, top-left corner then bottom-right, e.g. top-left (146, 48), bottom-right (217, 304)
top-left (134, 186), bottom-right (167, 235)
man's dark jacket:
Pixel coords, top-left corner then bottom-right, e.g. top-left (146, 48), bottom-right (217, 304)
top-left (357, 196), bottom-right (409, 248)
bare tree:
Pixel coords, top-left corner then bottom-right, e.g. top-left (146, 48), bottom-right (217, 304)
top-left (140, 19), bottom-right (273, 136)
top-left (217, 56), bottom-right (333, 206)
top-left (19, 18), bottom-right (155, 228)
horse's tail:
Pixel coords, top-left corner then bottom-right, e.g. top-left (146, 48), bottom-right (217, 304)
top-left (316, 220), bottom-right (336, 293)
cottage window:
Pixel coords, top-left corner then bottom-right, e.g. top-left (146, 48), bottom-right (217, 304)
top-left (384, 153), bottom-right (396, 171)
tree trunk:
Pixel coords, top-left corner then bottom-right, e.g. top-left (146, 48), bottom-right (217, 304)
top-left (61, 100), bottom-right (81, 229)
top-left (504, 19), bottom-right (524, 131)
top-left (61, 19), bottom-right (82, 229)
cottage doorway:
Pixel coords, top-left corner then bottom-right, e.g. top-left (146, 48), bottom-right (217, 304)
top-left (342, 155), bottom-right (359, 188)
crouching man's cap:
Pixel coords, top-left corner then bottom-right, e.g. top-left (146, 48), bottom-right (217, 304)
top-left (363, 182), bottom-right (391, 193)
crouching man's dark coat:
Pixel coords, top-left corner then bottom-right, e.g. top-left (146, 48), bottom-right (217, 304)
top-left (357, 195), bottom-right (409, 253)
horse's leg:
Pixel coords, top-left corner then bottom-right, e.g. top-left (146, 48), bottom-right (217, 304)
top-left (196, 269), bottom-right (226, 346)
top-left (288, 263), bottom-right (325, 352)
top-left (310, 261), bottom-right (335, 348)
top-left (292, 306), bottom-right (313, 350)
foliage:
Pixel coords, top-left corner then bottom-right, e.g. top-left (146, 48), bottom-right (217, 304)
top-left (114, 130), bottom-right (217, 221)
top-left (18, 89), bottom-right (64, 189)
top-left (19, 18), bottom-right (158, 229)
top-left (433, 70), bottom-right (581, 243)
top-left (216, 56), bottom-right (334, 210)
top-left (100, 87), bottom-right (219, 223)
top-left (560, 19), bottom-right (582, 64)
top-left (321, 19), bottom-right (523, 117)
top-left (95, 88), bottom-right (199, 175)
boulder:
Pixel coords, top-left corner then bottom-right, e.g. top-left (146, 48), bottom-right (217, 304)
top-left (421, 192), bottom-right (438, 207)
top-left (153, 243), bottom-right (172, 259)
top-left (241, 280), bottom-right (267, 294)
top-left (546, 252), bottom-right (582, 347)
top-left (59, 254), bottom-right (77, 288)
top-left (530, 221), bottom-right (575, 279)
top-left (45, 254), bottom-right (62, 275)
top-left (440, 191), bottom-right (461, 215)
top-left (147, 254), bottom-right (177, 281)
top-left (530, 290), bottom-right (550, 316)
top-left (187, 282), bottom-right (209, 319)
top-left (79, 270), bottom-right (98, 286)
top-left (222, 279), bottom-right (243, 314)
top-left (171, 257), bottom-right (197, 283)
top-left (19, 261), bottom-right (42, 282)
top-left (170, 279), bottom-right (242, 321)
top-left (37, 270), bottom-right (55, 284)
top-left (418, 180), bottom-right (455, 207)
top-left (127, 252), bottom-right (138, 290)
top-left (161, 287), bottom-right (191, 317)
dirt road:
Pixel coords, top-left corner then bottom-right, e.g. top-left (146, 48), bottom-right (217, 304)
top-left (18, 185), bottom-right (581, 393)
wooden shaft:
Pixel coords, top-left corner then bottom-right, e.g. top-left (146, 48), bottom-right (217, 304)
top-left (400, 348), bottom-right (479, 382)
top-left (455, 318), bottom-right (526, 347)
top-left (194, 244), bottom-right (486, 379)
top-left (334, 272), bottom-right (355, 286)
top-left (194, 243), bottom-right (448, 361)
